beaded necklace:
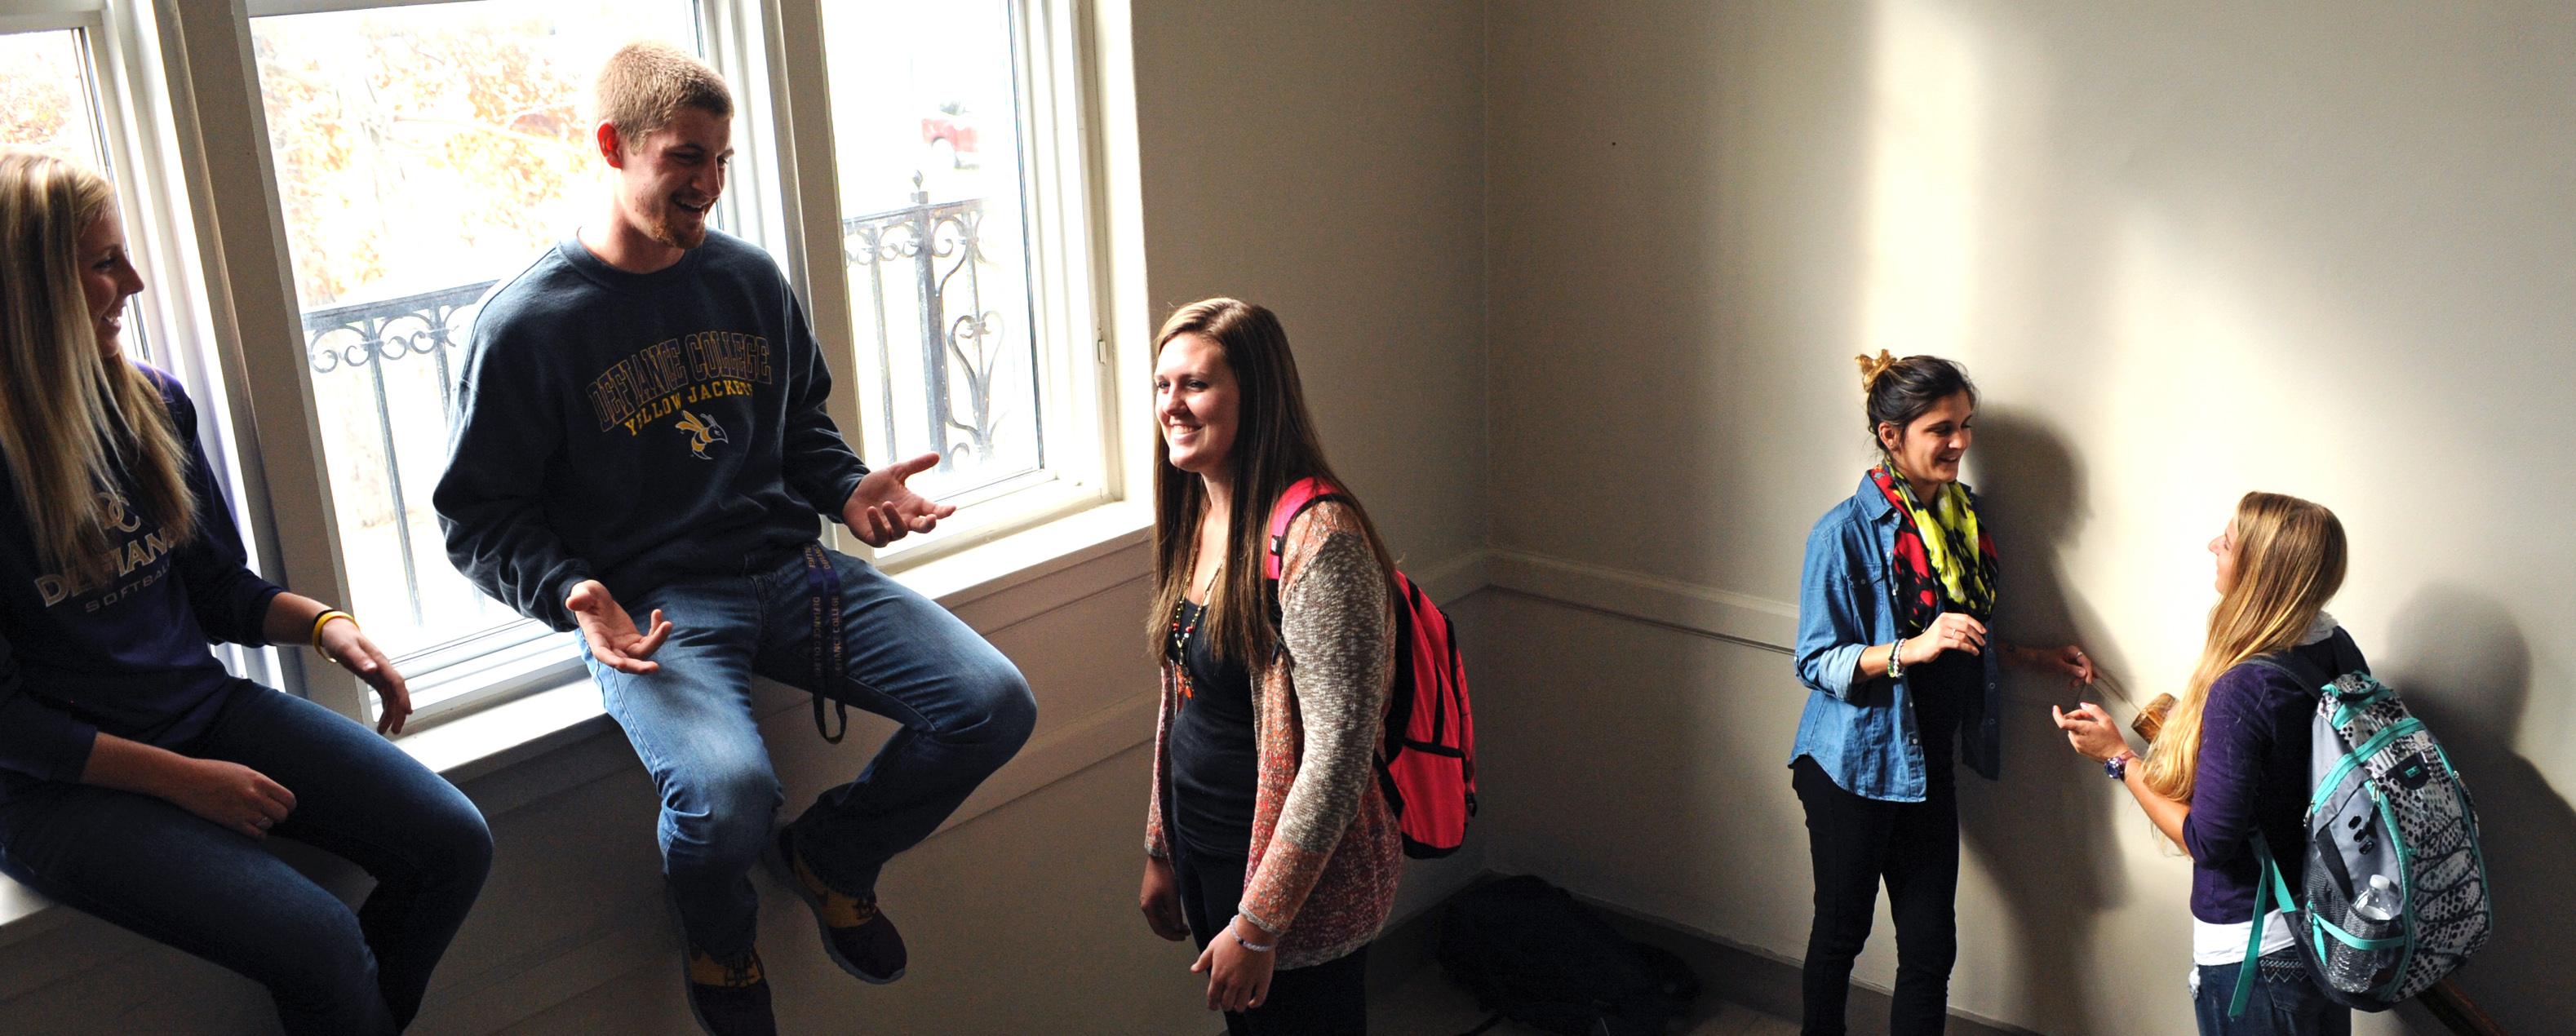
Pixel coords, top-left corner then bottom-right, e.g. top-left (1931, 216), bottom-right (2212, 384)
top-left (1168, 556), bottom-right (1221, 697)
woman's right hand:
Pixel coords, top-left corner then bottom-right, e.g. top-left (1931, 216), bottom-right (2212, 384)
top-left (82, 733), bottom-right (295, 839)
top-left (1140, 855), bottom-right (1190, 941)
top-left (162, 757), bottom-right (296, 839)
top-left (1900, 612), bottom-right (1987, 665)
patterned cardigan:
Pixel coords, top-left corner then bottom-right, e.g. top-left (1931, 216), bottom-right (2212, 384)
top-left (1145, 499), bottom-right (1401, 969)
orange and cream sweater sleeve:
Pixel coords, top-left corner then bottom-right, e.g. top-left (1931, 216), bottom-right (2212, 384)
top-left (1237, 505), bottom-right (1394, 941)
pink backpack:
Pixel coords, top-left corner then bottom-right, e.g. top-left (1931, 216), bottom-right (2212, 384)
top-left (1266, 478), bottom-right (1478, 858)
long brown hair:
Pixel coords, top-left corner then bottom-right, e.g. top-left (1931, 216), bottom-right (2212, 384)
top-left (0, 148), bottom-right (196, 591)
top-left (2140, 492), bottom-right (2347, 802)
top-left (1146, 299), bottom-right (1396, 666)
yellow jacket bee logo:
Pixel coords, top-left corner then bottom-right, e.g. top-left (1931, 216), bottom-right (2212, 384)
top-left (675, 410), bottom-right (729, 459)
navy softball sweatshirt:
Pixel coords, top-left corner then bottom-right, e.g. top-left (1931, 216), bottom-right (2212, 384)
top-left (0, 369), bottom-right (282, 789)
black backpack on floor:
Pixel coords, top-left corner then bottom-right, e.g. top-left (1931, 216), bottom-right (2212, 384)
top-left (1435, 875), bottom-right (1700, 1036)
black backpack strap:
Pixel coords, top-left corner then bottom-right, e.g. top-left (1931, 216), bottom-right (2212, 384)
top-left (2321, 626), bottom-right (2368, 677)
top-left (2244, 646), bottom-right (2330, 693)
top-left (2245, 625), bottom-right (2366, 693)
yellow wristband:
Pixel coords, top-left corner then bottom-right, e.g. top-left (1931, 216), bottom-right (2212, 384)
top-left (310, 609), bottom-right (356, 654)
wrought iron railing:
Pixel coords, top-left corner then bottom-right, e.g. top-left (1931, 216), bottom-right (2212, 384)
top-left (841, 180), bottom-right (1028, 479)
top-left (299, 191), bottom-right (1024, 622)
top-left (302, 281), bottom-right (491, 627)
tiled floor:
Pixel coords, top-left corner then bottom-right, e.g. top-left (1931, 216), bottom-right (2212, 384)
top-left (1368, 963), bottom-right (1800, 1036)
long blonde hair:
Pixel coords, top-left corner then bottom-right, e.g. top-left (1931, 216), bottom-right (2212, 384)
top-left (0, 148), bottom-right (196, 591)
top-left (2140, 492), bottom-right (2346, 802)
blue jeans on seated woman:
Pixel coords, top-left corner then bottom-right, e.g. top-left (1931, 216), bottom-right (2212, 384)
top-left (2192, 952), bottom-right (2351, 1036)
top-left (0, 680), bottom-right (493, 1036)
top-left (582, 542), bottom-right (1035, 960)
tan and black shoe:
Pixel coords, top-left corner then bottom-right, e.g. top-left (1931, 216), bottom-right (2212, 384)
top-left (770, 826), bottom-right (907, 984)
top-left (683, 946), bottom-right (776, 1036)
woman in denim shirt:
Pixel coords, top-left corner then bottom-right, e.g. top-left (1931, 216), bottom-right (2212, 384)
top-left (1790, 353), bottom-right (2092, 1036)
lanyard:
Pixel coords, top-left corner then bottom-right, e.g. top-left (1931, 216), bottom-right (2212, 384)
top-left (801, 542), bottom-right (849, 743)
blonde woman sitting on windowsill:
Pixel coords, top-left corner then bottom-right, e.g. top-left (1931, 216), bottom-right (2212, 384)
top-left (0, 147), bottom-right (490, 1036)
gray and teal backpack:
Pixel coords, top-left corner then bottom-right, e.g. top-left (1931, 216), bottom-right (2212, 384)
top-left (2232, 633), bottom-right (2492, 1017)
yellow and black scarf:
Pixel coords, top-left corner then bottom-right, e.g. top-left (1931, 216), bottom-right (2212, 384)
top-left (1869, 463), bottom-right (1997, 635)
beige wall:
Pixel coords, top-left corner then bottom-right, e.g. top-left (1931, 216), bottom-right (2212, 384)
top-left (1130, 0), bottom-right (1491, 574)
top-left (1479, 1), bottom-right (2576, 1034)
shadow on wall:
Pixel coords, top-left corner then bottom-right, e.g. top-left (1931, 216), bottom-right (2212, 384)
top-left (2376, 587), bottom-right (2576, 1036)
top-left (1953, 408), bottom-right (2123, 1034)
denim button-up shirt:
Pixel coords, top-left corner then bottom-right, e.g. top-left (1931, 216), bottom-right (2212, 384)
top-left (1789, 474), bottom-right (2002, 801)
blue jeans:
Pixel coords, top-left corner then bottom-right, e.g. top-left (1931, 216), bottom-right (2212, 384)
top-left (2193, 955), bottom-right (2352, 1036)
top-left (585, 542), bottom-right (1035, 959)
top-left (0, 681), bottom-right (492, 1035)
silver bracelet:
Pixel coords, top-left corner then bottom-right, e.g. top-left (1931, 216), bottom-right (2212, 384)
top-left (1228, 914), bottom-right (1277, 954)
top-left (1887, 639), bottom-right (1906, 681)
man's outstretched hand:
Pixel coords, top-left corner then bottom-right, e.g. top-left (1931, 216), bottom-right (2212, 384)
top-left (566, 579), bottom-right (671, 674)
top-left (843, 453), bottom-right (958, 548)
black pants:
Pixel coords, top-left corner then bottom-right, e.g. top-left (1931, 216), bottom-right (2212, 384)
top-left (1793, 755), bottom-right (1959, 1036)
top-left (1172, 843), bottom-right (1371, 1035)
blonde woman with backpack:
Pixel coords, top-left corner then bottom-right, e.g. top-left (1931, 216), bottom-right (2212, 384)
top-left (2055, 492), bottom-right (2357, 1035)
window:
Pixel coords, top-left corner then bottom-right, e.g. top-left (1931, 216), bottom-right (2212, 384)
top-left (0, 15), bottom-right (172, 376)
top-left (822, 0), bottom-right (1044, 507)
top-left (249, 0), bottom-right (702, 713)
top-left (213, 0), bottom-right (1113, 726)
top-left (813, 0), bottom-right (1109, 558)
top-left (0, 29), bottom-right (107, 166)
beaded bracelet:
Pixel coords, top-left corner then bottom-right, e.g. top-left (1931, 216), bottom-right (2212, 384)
top-left (310, 609), bottom-right (357, 663)
top-left (1227, 914), bottom-right (1277, 954)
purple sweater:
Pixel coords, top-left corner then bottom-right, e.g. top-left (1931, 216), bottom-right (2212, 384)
top-left (2179, 630), bottom-right (2363, 924)
top-left (0, 369), bottom-right (282, 789)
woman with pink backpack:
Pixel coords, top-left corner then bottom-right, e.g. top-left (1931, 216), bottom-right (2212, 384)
top-left (1133, 298), bottom-right (1403, 1034)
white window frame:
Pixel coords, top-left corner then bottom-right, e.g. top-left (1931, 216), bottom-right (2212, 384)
top-left (141, 0), bottom-right (1127, 732)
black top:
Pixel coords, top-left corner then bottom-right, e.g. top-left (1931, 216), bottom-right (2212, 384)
top-left (1909, 646), bottom-right (1980, 790)
top-left (1168, 599), bottom-right (1258, 857)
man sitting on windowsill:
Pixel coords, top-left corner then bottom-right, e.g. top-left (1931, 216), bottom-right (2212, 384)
top-left (431, 41), bottom-right (1035, 1036)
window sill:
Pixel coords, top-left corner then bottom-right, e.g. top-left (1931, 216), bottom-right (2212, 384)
top-left (0, 498), bottom-right (1154, 950)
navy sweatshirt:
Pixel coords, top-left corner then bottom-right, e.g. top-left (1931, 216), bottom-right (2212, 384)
top-left (0, 368), bottom-right (282, 788)
top-left (2180, 629), bottom-right (2365, 924)
top-left (433, 232), bottom-right (870, 631)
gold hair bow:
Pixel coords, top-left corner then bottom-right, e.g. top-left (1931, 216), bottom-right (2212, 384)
top-left (1855, 349), bottom-right (1899, 392)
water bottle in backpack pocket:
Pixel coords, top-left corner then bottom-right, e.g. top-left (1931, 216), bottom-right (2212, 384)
top-left (2233, 645), bottom-right (2492, 1019)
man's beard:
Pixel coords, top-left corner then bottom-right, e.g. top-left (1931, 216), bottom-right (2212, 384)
top-left (646, 201), bottom-right (710, 249)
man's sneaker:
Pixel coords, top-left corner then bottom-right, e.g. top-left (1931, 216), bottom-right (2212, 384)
top-left (683, 946), bottom-right (776, 1036)
top-left (770, 826), bottom-right (907, 984)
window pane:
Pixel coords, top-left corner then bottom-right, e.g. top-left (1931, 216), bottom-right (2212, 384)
top-left (0, 30), bottom-right (104, 169)
top-left (252, 2), bottom-right (698, 669)
top-left (821, 0), bottom-right (1044, 502)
